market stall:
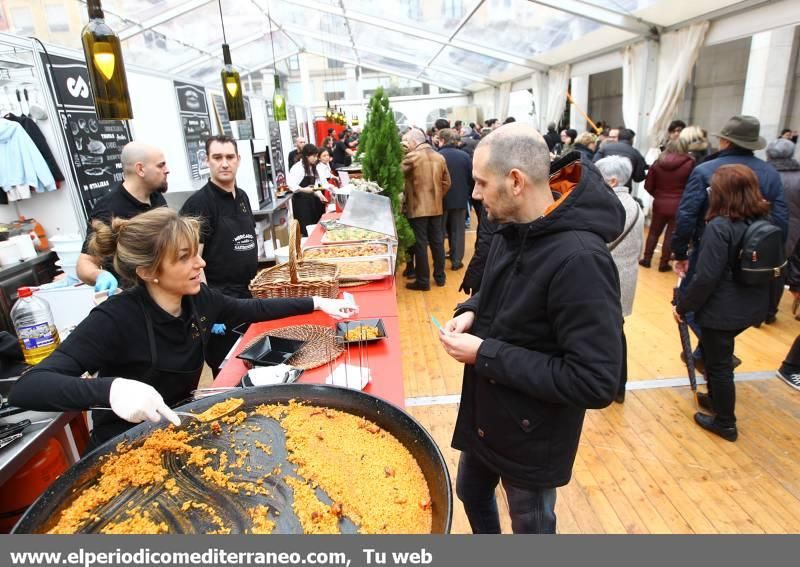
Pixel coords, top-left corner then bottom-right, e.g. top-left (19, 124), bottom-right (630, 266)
top-left (214, 212), bottom-right (403, 407)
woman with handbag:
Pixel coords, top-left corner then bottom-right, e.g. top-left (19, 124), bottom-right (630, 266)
top-left (674, 164), bottom-right (772, 441)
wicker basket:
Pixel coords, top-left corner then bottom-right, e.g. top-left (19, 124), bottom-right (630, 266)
top-left (249, 220), bottom-right (340, 299)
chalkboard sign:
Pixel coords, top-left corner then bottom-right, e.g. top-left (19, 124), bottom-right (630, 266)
top-left (288, 105), bottom-right (299, 141)
top-left (174, 81), bottom-right (212, 181)
top-left (40, 53), bottom-right (132, 220)
top-left (265, 101), bottom-right (285, 183)
top-left (211, 94), bottom-right (233, 137)
top-left (236, 97), bottom-right (255, 140)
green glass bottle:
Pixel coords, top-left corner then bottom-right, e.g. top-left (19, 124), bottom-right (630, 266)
top-left (273, 74), bottom-right (287, 121)
top-left (81, 0), bottom-right (132, 120)
top-left (221, 44), bottom-right (245, 121)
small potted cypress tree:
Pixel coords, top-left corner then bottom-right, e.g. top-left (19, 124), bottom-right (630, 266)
top-left (357, 87), bottom-right (414, 263)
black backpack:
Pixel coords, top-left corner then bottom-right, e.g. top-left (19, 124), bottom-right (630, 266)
top-left (732, 219), bottom-right (787, 286)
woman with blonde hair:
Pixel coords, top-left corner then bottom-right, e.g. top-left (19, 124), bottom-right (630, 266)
top-left (10, 208), bottom-right (356, 449)
top-left (679, 125), bottom-right (710, 163)
top-left (573, 131), bottom-right (597, 161)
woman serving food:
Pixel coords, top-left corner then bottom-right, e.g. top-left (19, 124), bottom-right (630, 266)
top-left (10, 208), bottom-right (357, 449)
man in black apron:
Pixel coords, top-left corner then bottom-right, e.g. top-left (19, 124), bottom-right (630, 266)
top-left (180, 135), bottom-right (258, 375)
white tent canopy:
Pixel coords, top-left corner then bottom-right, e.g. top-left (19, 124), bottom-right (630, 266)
top-left (12, 0), bottom-right (778, 94)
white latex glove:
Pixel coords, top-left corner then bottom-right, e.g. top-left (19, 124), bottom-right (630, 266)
top-left (109, 378), bottom-right (181, 426)
top-left (313, 296), bottom-right (359, 320)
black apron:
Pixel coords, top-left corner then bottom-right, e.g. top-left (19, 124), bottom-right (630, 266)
top-left (204, 194), bottom-right (258, 290)
top-left (88, 298), bottom-right (206, 449)
top-left (292, 174), bottom-right (326, 237)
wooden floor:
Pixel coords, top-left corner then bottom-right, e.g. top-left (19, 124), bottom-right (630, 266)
top-left (397, 222), bottom-right (800, 533)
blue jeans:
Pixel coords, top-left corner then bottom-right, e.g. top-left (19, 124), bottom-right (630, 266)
top-left (456, 451), bottom-right (557, 534)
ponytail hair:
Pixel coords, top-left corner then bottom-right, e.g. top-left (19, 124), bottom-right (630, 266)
top-left (88, 208), bottom-right (201, 287)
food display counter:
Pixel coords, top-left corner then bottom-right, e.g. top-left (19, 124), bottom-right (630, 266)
top-left (213, 214), bottom-right (404, 407)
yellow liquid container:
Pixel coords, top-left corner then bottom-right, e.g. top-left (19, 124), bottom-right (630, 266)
top-left (11, 287), bottom-right (61, 365)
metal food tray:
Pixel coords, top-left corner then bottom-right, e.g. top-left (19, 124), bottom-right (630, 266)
top-left (307, 255), bottom-right (393, 281)
top-left (13, 385), bottom-right (452, 534)
top-left (302, 240), bottom-right (392, 260)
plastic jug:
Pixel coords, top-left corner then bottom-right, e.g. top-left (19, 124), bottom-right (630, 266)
top-left (10, 287), bottom-right (61, 365)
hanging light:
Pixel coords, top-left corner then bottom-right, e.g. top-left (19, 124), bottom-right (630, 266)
top-left (217, 1), bottom-right (245, 121)
top-left (325, 100), bottom-right (334, 121)
top-left (81, 0), bottom-right (132, 120)
top-left (273, 75), bottom-right (287, 121)
top-left (265, 2), bottom-right (287, 122)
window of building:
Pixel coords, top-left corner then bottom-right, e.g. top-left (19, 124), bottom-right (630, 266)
top-left (442, 0), bottom-right (463, 19)
top-left (10, 6), bottom-right (34, 35)
top-left (46, 4), bottom-right (69, 33)
top-left (328, 58), bottom-right (344, 69)
top-left (407, 0), bottom-right (422, 19)
top-left (288, 55), bottom-right (300, 71)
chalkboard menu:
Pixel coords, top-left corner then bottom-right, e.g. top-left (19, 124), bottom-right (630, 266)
top-left (288, 105), bottom-right (299, 141)
top-left (265, 101), bottom-right (285, 183)
top-left (174, 81), bottom-right (212, 181)
top-left (40, 53), bottom-right (132, 220)
top-left (211, 94), bottom-right (233, 137)
top-left (236, 97), bottom-right (255, 140)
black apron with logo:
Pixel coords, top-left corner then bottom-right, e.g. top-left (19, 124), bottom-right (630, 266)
top-left (292, 174), bottom-right (326, 236)
top-left (88, 298), bottom-right (206, 449)
top-left (204, 193), bottom-right (258, 289)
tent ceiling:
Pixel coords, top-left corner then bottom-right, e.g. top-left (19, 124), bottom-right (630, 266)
top-left (64, 0), bottom-right (755, 92)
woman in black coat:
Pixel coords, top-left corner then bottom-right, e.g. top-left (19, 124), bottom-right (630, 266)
top-left (675, 164), bottom-right (771, 441)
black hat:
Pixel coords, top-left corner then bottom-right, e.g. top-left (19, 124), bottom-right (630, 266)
top-left (713, 115), bottom-right (766, 151)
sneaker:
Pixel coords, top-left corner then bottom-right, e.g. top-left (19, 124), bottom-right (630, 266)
top-left (435, 278), bottom-right (446, 287)
top-left (451, 263), bottom-right (464, 270)
top-left (658, 264), bottom-right (672, 272)
top-left (638, 259), bottom-right (651, 268)
top-left (776, 369), bottom-right (800, 391)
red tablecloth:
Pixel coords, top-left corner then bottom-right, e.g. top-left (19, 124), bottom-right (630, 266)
top-left (213, 215), bottom-right (404, 407)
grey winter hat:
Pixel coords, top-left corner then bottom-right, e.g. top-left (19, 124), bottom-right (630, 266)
top-left (713, 115), bottom-right (766, 150)
top-left (766, 138), bottom-right (796, 160)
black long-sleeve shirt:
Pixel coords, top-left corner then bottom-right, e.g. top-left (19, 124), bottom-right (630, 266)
top-left (10, 285), bottom-right (313, 443)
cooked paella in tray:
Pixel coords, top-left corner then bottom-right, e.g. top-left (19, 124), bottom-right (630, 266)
top-left (13, 385), bottom-right (452, 534)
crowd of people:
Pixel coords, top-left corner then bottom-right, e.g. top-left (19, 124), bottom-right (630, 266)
top-left (400, 113), bottom-right (800, 533)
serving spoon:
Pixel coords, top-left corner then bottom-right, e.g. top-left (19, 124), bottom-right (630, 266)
top-left (91, 398), bottom-right (244, 424)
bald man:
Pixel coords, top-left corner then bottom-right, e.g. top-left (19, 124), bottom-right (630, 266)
top-left (76, 142), bottom-right (170, 293)
top-left (438, 123), bottom-right (625, 533)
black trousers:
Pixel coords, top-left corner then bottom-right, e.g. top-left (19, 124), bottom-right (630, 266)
top-left (701, 326), bottom-right (746, 427)
top-left (409, 215), bottom-right (445, 287)
top-left (767, 274), bottom-right (785, 319)
top-left (444, 208), bottom-right (466, 268)
top-left (456, 451), bottom-right (557, 534)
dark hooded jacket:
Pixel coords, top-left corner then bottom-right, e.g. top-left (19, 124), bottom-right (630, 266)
top-left (451, 152), bottom-right (626, 489)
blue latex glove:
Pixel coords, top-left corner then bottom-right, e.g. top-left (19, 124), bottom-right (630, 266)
top-left (211, 323), bottom-right (226, 335)
top-left (95, 270), bottom-right (118, 296)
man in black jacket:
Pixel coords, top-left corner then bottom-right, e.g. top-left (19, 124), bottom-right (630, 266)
top-left (438, 128), bottom-right (474, 270)
top-left (593, 128), bottom-right (647, 188)
top-left (439, 123), bottom-right (625, 533)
